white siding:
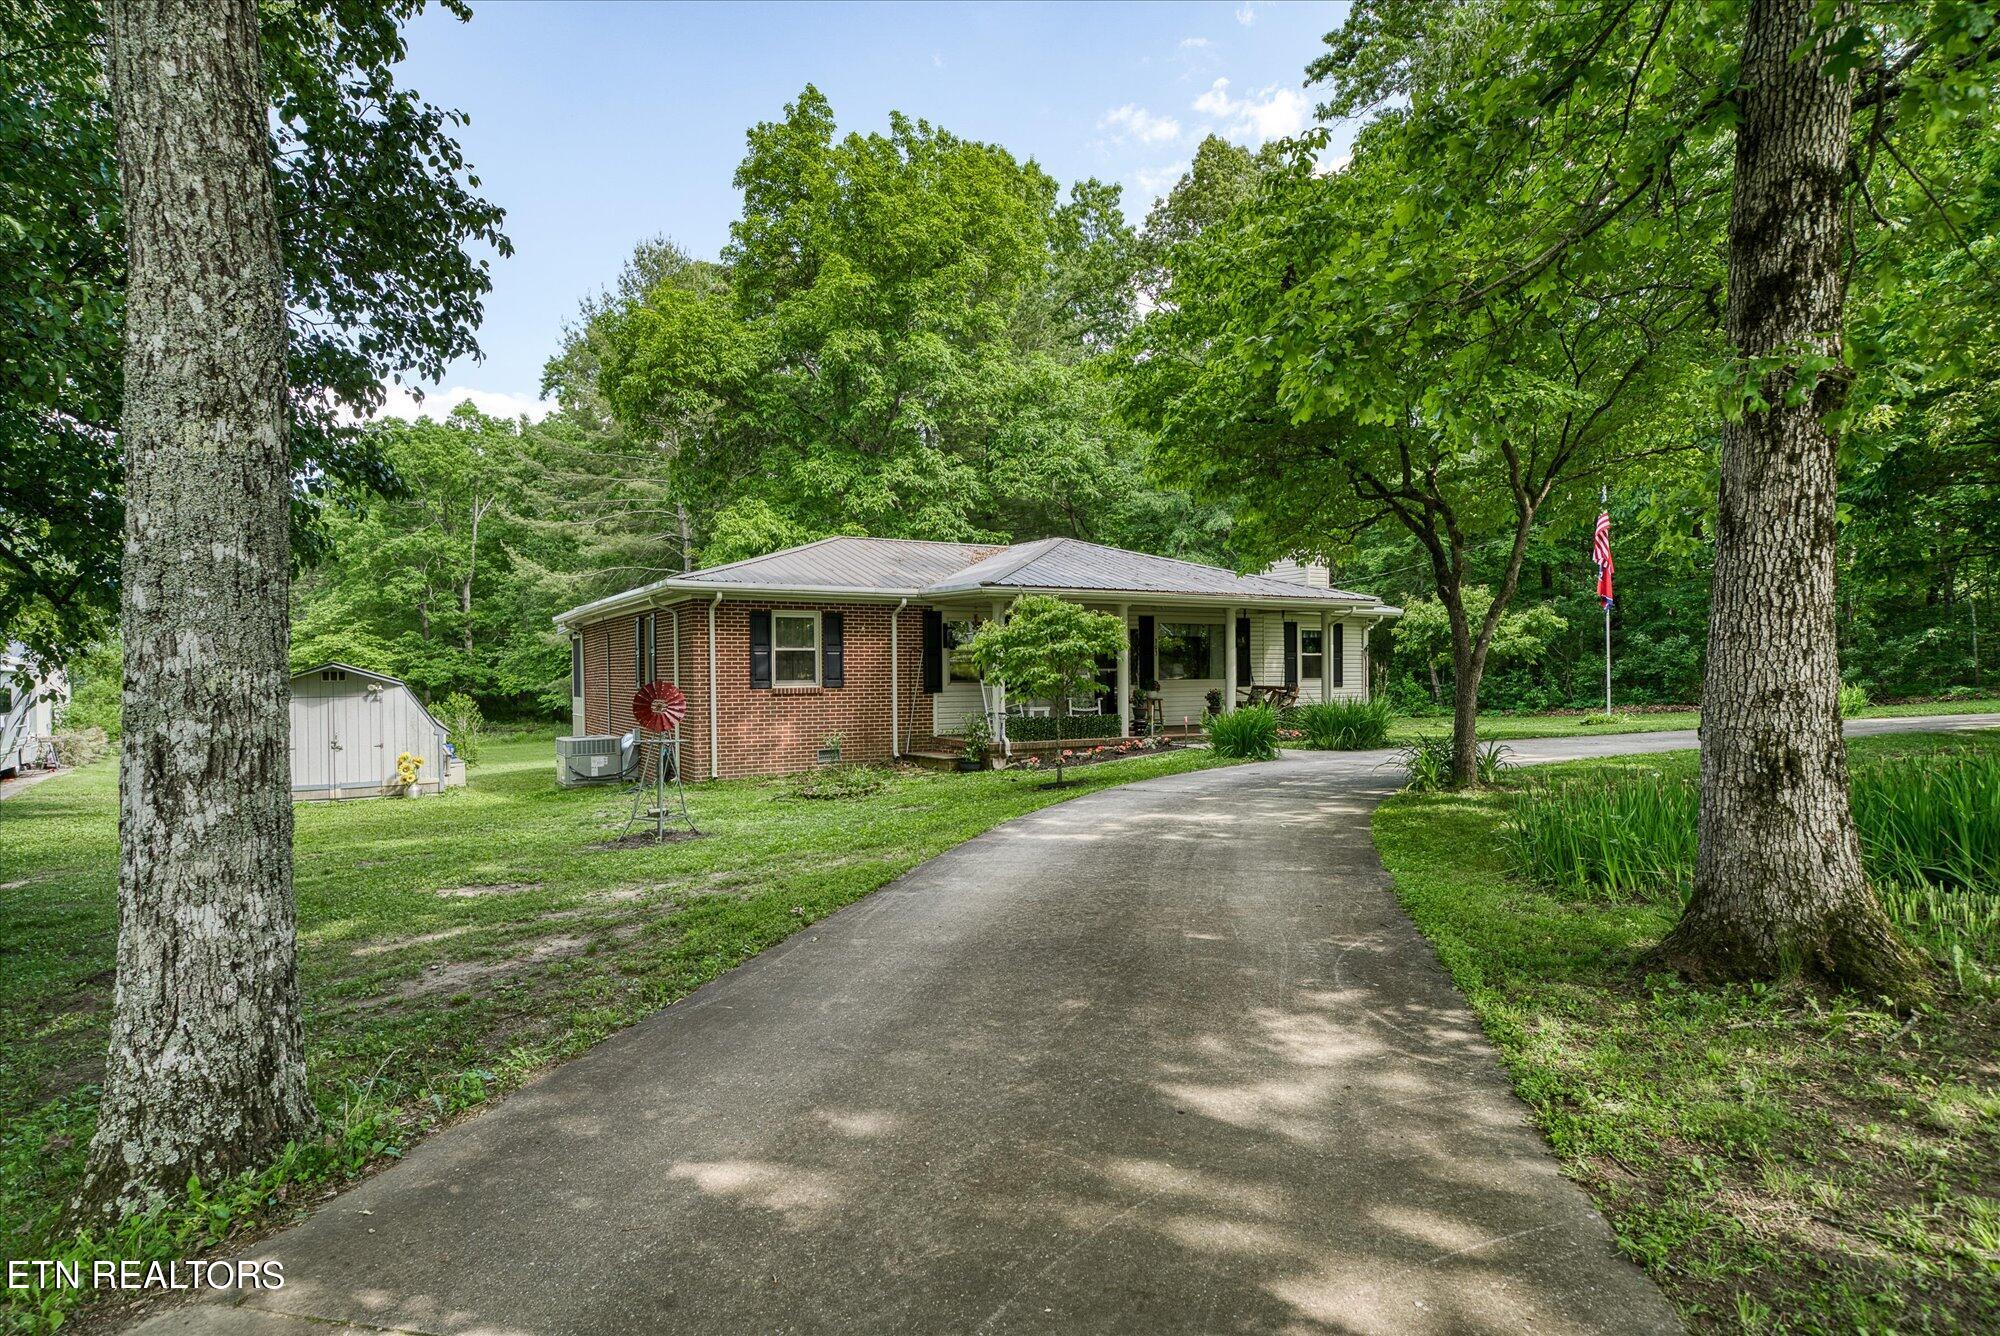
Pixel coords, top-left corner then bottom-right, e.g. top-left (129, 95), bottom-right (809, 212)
top-left (934, 680), bottom-right (985, 735)
top-left (1297, 616), bottom-right (1371, 702)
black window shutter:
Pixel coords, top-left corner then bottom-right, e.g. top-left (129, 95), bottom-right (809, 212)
top-left (1284, 621), bottom-right (1299, 687)
top-left (1135, 616), bottom-right (1157, 691)
top-left (822, 611), bottom-right (844, 687)
top-left (921, 610), bottom-right (944, 693)
top-left (634, 615), bottom-right (645, 687)
top-left (750, 609), bottom-right (772, 689)
top-left (1333, 623), bottom-right (1346, 688)
top-left (1235, 617), bottom-right (1252, 686)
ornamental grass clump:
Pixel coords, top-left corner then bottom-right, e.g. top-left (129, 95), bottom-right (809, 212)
top-left (1504, 751), bottom-right (2000, 972)
top-left (1205, 705), bottom-right (1279, 761)
top-left (1288, 699), bottom-right (1394, 750)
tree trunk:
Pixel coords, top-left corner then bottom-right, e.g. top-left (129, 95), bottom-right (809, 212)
top-left (1654, 0), bottom-right (1920, 994)
top-left (77, 0), bottom-right (315, 1218)
top-left (1446, 611), bottom-right (1487, 789)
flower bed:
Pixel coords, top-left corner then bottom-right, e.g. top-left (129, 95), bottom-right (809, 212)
top-left (1005, 735), bottom-right (1182, 771)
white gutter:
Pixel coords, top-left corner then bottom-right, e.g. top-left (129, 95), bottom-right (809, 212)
top-left (707, 593), bottom-right (720, 780)
top-left (889, 597), bottom-right (907, 758)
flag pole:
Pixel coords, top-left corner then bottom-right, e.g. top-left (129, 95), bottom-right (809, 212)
top-left (1601, 486), bottom-right (1612, 716)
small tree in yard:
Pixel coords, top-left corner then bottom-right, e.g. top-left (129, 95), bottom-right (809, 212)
top-left (968, 597), bottom-right (1125, 786)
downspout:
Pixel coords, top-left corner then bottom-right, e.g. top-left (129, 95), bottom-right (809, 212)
top-left (890, 597), bottom-right (907, 759)
top-left (707, 593), bottom-right (721, 780)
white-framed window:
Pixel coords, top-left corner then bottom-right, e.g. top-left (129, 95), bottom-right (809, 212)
top-left (1301, 627), bottom-right (1324, 682)
top-left (1157, 623), bottom-right (1216, 680)
top-left (945, 618), bottom-right (982, 683)
top-left (773, 611), bottom-right (820, 687)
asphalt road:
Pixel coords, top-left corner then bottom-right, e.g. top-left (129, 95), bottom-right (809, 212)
top-left (129, 714), bottom-right (1999, 1336)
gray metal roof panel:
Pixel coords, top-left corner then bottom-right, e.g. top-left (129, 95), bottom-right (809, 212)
top-left (922, 538), bottom-right (1379, 602)
top-left (674, 536), bottom-right (1010, 591)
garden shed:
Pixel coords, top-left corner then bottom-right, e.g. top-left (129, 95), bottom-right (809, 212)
top-left (289, 663), bottom-right (461, 801)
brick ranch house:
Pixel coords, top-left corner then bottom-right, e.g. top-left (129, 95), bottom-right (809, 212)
top-left (553, 536), bottom-right (1403, 779)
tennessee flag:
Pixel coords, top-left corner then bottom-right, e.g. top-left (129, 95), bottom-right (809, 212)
top-left (1593, 511), bottom-right (1614, 609)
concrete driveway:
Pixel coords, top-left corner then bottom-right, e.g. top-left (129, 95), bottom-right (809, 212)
top-left (132, 715), bottom-right (1999, 1336)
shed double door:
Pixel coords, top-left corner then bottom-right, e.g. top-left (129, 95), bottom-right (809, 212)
top-left (332, 687), bottom-right (386, 790)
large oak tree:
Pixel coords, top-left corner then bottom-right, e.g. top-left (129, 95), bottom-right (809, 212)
top-left (78, 0), bottom-right (313, 1216)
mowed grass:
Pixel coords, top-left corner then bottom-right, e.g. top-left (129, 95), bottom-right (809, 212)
top-left (0, 730), bottom-right (1232, 1331)
top-left (1373, 729), bottom-right (2000, 1333)
top-left (1384, 695), bottom-right (2000, 744)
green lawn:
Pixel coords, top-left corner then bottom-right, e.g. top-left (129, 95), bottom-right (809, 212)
top-left (0, 731), bottom-right (1230, 1331)
top-left (1385, 695), bottom-right (2000, 744)
top-left (1373, 729), bottom-right (2000, 1332)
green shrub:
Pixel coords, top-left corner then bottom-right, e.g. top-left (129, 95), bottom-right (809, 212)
top-left (1205, 705), bottom-right (1279, 760)
top-left (1838, 683), bottom-right (1871, 717)
top-left (1286, 699), bottom-right (1393, 750)
top-left (435, 691), bottom-right (484, 765)
top-left (1398, 736), bottom-right (1511, 792)
top-left (1002, 713), bottom-right (1123, 742)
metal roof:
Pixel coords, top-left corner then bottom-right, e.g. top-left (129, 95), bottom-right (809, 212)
top-left (554, 535), bottom-right (1395, 626)
top-left (923, 538), bottom-right (1382, 603)
top-left (675, 536), bottom-right (1009, 591)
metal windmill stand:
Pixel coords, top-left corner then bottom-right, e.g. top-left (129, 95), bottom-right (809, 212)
top-left (625, 725), bottom-right (697, 838)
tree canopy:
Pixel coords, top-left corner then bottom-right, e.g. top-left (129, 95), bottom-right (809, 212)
top-left (0, 0), bottom-right (508, 660)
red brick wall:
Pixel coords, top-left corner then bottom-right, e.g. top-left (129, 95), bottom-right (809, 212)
top-left (581, 621), bottom-right (611, 734)
top-left (577, 599), bottom-right (933, 779)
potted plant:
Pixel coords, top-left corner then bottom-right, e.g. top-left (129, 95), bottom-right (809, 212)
top-left (1204, 688), bottom-right (1223, 717)
top-left (958, 714), bottom-right (990, 772)
top-left (816, 731), bottom-right (843, 767)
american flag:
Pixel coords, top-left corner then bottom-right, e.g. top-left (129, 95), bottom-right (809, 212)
top-left (1593, 510), bottom-right (1615, 609)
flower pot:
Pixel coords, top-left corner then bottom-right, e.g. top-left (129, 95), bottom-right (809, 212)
top-left (955, 757), bottom-right (979, 772)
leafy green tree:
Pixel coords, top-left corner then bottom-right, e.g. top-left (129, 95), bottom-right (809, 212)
top-left (579, 88), bottom-right (1230, 568)
top-left (0, 0), bottom-right (507, 660)
top-left (967, 596), bottom-right (1126, 785)
top-left (1392, 589), bottom-right (1567, 705)
top-left (1123, 60), bottom-right (1715, 786)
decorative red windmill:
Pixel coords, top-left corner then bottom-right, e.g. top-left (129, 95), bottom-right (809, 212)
top-left (625, 680), bottom-right (697, 837)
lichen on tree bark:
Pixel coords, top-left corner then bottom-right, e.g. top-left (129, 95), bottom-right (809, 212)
top-left (1655, 0), bottom-right (1922, 994)
top-left (75, 0), bottom-right (316, 1218)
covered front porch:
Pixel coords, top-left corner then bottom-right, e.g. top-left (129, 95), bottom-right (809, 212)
top-left (919, 594), bottom-right (1385, 759)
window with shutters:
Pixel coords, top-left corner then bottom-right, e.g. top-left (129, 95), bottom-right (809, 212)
top-left (1301, 628), bottom-right (1323, 681)
top-left (773, 611), bottom-right (819, 686)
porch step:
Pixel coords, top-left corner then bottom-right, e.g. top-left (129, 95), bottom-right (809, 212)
top-left (904, 750), bottom-right (962, 771)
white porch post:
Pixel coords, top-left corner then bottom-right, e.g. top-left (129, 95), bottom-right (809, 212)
top-left (1322, 609), bottom-right (1332, 703)
top-left (992, 597), bottom-right (1009, 756)
top-left (1117, 602), bottom-right (1131, 737)
top-left (1223, 605), bottom-right (1237, 714)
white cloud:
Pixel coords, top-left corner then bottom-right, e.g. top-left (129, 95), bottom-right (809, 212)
top-left (1191, 77), bottom-right (1310, 145)
top-left (1134, 160), bottom-right (1192, 204)
top-left (931, 52), bottom-right (945, 68)
top-left (1099, 103), bottom-right (1182, 146)
top-left (1235, 4), bottom-right (1257, 25)
top-left (1178, 36), bottom-right (1211, 50)
top-left (367, 384), bottom-right (559, 424)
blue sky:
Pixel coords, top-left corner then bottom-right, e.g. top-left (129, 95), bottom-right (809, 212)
top-left (381, 0), bottom-right (1353, 418)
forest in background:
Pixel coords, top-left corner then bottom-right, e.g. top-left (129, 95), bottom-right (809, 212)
top-left (47, 53), bottom-right (2000, 729)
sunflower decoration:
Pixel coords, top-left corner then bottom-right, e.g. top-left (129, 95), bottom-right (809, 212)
top-left (395, 751), bottom-right (424, 789)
